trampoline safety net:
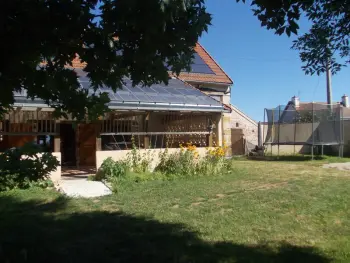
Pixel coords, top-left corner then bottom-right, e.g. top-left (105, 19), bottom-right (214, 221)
top-left (264, 103), bottom-right (344, 147)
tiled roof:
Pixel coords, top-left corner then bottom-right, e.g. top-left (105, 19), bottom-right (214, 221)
top-left (295, 102), bottom-right (339, 111)
top-left (178, 43), bottom-right (233, 85)
top-left (72, 56), bottom-right (86, 68)
top-left (69, 43), bottom-right (233, 85)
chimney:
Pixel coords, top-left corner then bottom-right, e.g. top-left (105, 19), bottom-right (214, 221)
top-left (291, 96), bottom-right (300, 107)
top-left (342, 95), bottom-right (349, 108)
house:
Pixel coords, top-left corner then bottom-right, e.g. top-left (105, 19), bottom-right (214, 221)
top-left (0, 43), bottom-right (254, 180)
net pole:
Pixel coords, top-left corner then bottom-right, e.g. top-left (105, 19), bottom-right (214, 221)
top-left (294, 111), bottom-right (297, 155)
top-left (271, 108), bottom-right (274, 156)
top-left (277, 106), bottom-right (281, 158)
top-left (311, 102), bottom-right (314, 160)
top-left (340, 106), bottom-right (343, 158)
top-left (342, 107), bottom-right (345, 157)
top-left (263, 109), bottom-right (266, 157)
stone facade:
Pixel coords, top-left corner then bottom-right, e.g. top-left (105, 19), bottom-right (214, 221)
top-left (184, 80), bottom-right (258, 155)
top-left (229, 105), bottom-right (258, 146)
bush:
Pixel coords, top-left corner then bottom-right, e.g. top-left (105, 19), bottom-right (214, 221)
top-left (127, 136), bottom-right (153, 173)
top-left (197, 147), bottom-right (227, 176)
top-left (156, 144), bottom-right (230, 178)
top-left (96, 157), bottom-right (129, 182)
top-left (0, 143), bottom-right (59, 191)
top-left (99, 144), bottom-right (234, 193)
top-left (156, 144), bottom-right (199, 177)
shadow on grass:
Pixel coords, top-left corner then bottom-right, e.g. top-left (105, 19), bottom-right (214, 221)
top-left (0, 195), bottom-right (331, 263)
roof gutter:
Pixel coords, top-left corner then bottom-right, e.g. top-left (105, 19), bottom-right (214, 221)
top-left (13, 99), bottom-right (229, 113)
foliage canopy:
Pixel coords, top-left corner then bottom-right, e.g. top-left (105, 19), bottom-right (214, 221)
top-left (1, 0), bottom-right (211, 119)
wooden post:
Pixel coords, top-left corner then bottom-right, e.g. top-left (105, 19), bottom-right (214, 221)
top-left (216, 113), bottom-right (223, 147)
top-left (54, 122), bottom-right (60, 152)
top-left (143, 113), bottom-right (150, 149)
top-left (96, 136), bottom-right (102, 151)
top-left (207, 133), bottom-right (213, 147)
top-left (144, 136), bottom-right (150, 149)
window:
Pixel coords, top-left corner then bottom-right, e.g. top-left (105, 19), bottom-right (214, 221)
top-left (236, 122), bottom-right (239, 128)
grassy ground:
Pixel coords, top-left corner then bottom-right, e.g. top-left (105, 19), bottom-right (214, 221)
top-left (1, 159), bottom-right (350, 262)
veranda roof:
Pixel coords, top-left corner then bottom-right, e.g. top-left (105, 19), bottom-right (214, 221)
top-left (14, 69), bottom-right (229, 113)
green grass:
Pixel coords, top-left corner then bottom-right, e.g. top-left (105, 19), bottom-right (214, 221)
top-left (1, 159), bottom-right (350, 262)
top-left (247, 154), bottom-right (350, 163)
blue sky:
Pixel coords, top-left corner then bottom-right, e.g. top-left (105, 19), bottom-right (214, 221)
top-left (199, 0), bottom-right (350, 121)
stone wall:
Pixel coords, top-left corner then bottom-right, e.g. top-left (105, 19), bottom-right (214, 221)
top-left (229, 105), bottom-right (258, 146)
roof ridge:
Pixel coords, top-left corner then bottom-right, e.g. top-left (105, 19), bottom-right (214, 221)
top-left (196, 42), bottom-right (233, 85)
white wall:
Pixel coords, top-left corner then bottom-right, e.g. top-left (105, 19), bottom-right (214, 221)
top-left (50, 152), bottom-right (61, 182)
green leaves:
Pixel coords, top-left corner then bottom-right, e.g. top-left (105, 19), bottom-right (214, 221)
top-left (0, 143), bottom-right (59, 191)
top-left (1, 0), bottom-right (211, 120)
top-left (238, 0), bottom-right (350, 75)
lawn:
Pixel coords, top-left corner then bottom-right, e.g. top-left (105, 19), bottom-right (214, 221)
top-left (1, 159), bottom-right (350, 262)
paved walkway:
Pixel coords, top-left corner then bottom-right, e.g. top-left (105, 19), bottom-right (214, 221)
top-left (323, 162), bottom-right (350, 171)
top-left (58, 179), bottom-right (112, 198)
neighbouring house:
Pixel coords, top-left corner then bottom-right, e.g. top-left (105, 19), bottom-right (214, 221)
top-left (263, 95), bottom-right (350, 156)
top-left (0, 43), bottom-right (256, 181)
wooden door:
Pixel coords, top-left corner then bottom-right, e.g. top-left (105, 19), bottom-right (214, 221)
top-left (78, 124), bottom-right (96, 167)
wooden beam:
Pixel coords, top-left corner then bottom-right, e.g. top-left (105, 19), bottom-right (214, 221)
top-left (96, 136), bottom-right (102, 151)
top-left (0, 132), bottom-right (59, 136)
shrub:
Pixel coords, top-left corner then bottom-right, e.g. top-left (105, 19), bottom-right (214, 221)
top-left (127, 136), bottom-right (153, 173)
top-left (100, 143), bottom-right (234, 193)
top-left (156, 144), bottom-right (231, 178)
top-left (0, 143), bottom-right (59, 191)
top-left (197, 146), bottom-right (227, 176)
top-left (96, 157), bottom-right (129, 181)
top-left (155, 143), bottom-right (199, 177)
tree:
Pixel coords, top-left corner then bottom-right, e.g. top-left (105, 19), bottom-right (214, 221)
top-left (237, 0), bottom-right (350, 75)
top-left (0, 0), bottom-right (211, 119)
